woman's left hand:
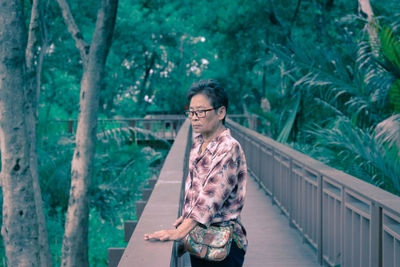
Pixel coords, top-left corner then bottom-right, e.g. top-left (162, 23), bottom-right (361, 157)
top-left (144, 229), bottom-right (180, 241)
top-left (144, 218), bottom-right (197, 242)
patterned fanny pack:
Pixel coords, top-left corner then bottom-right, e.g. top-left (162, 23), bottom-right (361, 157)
top-left (184, 224), bottom-right (233, 261)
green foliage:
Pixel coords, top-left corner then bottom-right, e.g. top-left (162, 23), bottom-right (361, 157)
top-left (46, 207), bottom-right (65, 266)
top-left (266, 11), bottom-right (400, 195)
top-left (34, 120), bottom-right (167, 265)
top-left (90, 143), bottom-right (165, 222)
top-left (378, 26), bottom-right (400, 113)
top-left (389, 80), bottom-right (400, 113)
top-left (3, 0), bottom-right (400, 265)
top-left (88, 209), bottom-right (125, 266)
top-left (277, 94), bottom-right (301, 143)
top-left (308, 117), bottom-right (400, 194)
top-left (379, 26), bottom-right (400, 71)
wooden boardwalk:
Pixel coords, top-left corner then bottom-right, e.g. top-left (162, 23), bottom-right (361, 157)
top-left (181, 173), bottom-right (320, 267)
top-left (114, 119), bottom-right (400, 267)
top-left (241, 174), bottom-right (319, 267)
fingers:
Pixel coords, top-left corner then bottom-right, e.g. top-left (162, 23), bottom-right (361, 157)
top-left (144, 233), bottom-right (153, 240)
top-left (144, 231), bottom-right (160, 240)
top-left (144, 229), bottom-right (179, 241)
top-left (144, 230), bottom-right (169, 241)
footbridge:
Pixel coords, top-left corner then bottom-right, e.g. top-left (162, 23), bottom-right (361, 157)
top-left (108, 116), bottom-right (400, 267)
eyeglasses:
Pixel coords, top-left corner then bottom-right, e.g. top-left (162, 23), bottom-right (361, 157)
top-left (184, 108), bottom-right (215, 118)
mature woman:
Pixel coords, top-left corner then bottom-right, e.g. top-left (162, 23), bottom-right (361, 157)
top-left (144, 79), bottom-right (248, 267)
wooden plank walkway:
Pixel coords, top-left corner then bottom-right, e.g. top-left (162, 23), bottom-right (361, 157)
top-left (242, 174), bottom-right (319, 267)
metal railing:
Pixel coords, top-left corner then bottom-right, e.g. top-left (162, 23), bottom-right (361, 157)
top-left (45, 115), bottom-right (187, 141)
top-left (45, 114), bottom-right (255, 141)
top-left (227, 119), bottom-right (400, 267)
top-left (110, 116), bottom-right (399, 267)
top-left (116, 119), bottom-right (192, 267)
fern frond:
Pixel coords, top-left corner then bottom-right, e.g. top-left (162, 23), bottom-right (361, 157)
top-left (96, 126), bottom-right (171, 148)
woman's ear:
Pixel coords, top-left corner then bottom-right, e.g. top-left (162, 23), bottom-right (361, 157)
top-left (218, 106), bottom-right (226, 120)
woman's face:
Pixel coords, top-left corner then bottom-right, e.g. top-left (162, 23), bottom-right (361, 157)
top-left (188, 94), bottom-right (225, 135)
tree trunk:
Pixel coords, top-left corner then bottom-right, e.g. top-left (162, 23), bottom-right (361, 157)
top-left (0, 1), bottom-right (40, 266)
top-left (358, 0), bottom-right (379, 53)
top-left (59, 1), bottom-right (118, 266)
top-left (25, 0), bottom-right (53, 266)
top-left (138, 52), bottom-right (156, 113)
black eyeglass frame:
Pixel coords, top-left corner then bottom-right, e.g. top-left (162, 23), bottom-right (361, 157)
top-left (184, 108), bottom-right (216, 118)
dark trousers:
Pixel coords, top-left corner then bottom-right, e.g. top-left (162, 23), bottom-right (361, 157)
top-left (190, 241), bottom-right (245, 267)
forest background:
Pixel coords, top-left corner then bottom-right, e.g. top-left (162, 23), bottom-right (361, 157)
top-left (0, 0), bottom-right (399, 266)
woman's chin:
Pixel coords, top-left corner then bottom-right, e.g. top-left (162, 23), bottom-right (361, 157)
top-left (192, 126), bottom-right (202, 132)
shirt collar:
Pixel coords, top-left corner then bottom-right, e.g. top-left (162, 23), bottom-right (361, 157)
top-left (194, 128), bottom-right (231, 156)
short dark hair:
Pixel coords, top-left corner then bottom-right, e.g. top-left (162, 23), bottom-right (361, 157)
top-left (187, 79), bottom-right (228, 123)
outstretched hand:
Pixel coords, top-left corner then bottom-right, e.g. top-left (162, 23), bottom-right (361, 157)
top-left (144, 217), bottom-right (196, 242)
top-left (144, 229), bottom-right (179, 241)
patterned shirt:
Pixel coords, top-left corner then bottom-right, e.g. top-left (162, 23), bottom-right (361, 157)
top-left (182, 128), bottom-right (248, 251)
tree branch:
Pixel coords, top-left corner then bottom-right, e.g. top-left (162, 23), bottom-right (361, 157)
top-left (26, 0), bottom-right (41, 71)
top-left (56, 0), bottom-right (90, 64)
top-left (25, 2), bottom-right (53, 267)
top-left (288, 0), bottom-right (302, 37)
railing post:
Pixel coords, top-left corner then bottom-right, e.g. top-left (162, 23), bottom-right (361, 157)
top-left (288, 159), bottom-right (294, 227)
top-left (142, 188), bottom-right (153, 201)
top-left (317, 174), bottom-right (323, 265)
top-left (135, 200), bottom-right (146, 218)
top-left (108, 248), bottom-right (124, 267)
top-left (340, 187), bottom-right (346, 267)
top-left (271, 150), bottom-right (276, 205)
top-left (124, 220), bottom-right (138, 242)
top-left (67, 120), bottom-right (74, 134)
top-left (128, 119), bottom-right (136, 128)
top-left (252, 114), bottom-right (258, 131)
top-left (371, 203), bottom-right (382, 267)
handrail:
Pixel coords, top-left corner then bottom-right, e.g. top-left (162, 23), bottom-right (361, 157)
top-left (45, 115), bottom-right (187, 141)
top-left (117, 119), bottom-right (191, 267)
top-left (226, 118), bottom-right (400, 267)
top-left (45, 114), bottom-right (251, 140)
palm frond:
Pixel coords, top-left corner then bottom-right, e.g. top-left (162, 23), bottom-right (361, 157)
top-left (308, 117), bottom-right (400, 193)
top-left (376, 25), bottom-right (400, 113)
top-left (379, 26), bottom-right (400, 72)
top-left (389, 80), bottom-right (400, 113)
top-left (359, 24), bottom-right (400, 113)
top-left (277, 94), bottom-right (301, 143)
top-left (375, 114), bottom-right (400, 154)
top-left (313, 97), bottom-right (345, 118)
top-left (272, 36), bottom-right (397, 128)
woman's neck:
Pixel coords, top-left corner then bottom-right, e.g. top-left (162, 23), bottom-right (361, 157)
top-left (202, 124), bottom-right (226, 144)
